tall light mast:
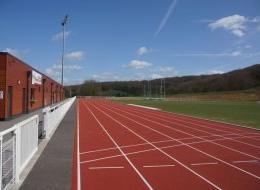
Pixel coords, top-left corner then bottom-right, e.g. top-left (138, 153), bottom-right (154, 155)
top-left (61, 14), bottom-right (69, 85)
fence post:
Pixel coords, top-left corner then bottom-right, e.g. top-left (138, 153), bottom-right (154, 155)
top-left (43, 108), bottom-right (50, 139)
top-left (0, 136), bottom-right (2, 190)
top-left (15, 126), bottom-right (21, 183)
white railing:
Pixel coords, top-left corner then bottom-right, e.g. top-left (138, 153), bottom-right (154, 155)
top-left (0, 97), bottom-right (76, 190)
top-left (43, 97), bottom-right (76, 138)
top-left (0, 115), bottom-right (39, 190)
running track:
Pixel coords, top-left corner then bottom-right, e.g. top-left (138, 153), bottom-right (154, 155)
top-left (72, 98), bottom-right (260, 190)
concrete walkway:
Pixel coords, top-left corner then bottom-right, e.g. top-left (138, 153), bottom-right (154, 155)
top-left (20, 103), bottom-right (76, 190)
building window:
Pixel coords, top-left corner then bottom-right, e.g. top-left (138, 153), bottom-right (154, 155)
top-left (31, 88), bottom-right (35, 101)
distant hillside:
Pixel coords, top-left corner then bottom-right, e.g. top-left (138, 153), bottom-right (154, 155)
top-left (65, 64), bottom-right (260, 97)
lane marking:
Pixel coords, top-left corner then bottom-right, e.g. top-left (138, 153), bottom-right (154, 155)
top-left (191, 162), bottom-right (218, 166)
top-left (127, 102), bottom-right (253, 133)
top-left (143, 164), bottom-right (175, 168)
top-left (100, 103), bottom-right (260, 180)
top-left (124, 103), bottom-right (260, 146)
top-left (128, 104), bottom-right (161, 110)
top-left (79, 133), bottom-right (260, 155)
top-left (80, 135), bottom-right (259, 164)
top-left (83, 102), bottom-right (154, 190)
top-left (89, 166), bottom-right (124, 170)
top-left (77, 100), bottom-right (81, 190)
top-left (91, 103), bottom-right (222, 190)
top-left (233, 160), bottom-right (259, 164)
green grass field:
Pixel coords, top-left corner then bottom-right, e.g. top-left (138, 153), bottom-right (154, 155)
top-left (115, 99), bottom-right (260, 129)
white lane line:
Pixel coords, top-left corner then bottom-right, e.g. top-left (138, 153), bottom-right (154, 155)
top-left (77, 100), bottom-right (81, 190)
top-left (80, 136), bottom-right (234, 164)
top-left (101, 103), bottom-right (260, 181)
top-left (115, 104), bottom-right (260, 153)
top-left (233, 160), bottom-right (259, 164)
top-left (191, 162), bottom-right (218, 166)
top-left (80, 133), bottom-right (260, 156)
top-left (143, 164), bottom-right (175, 168)
top-left (92, 103), bottom-right (222, 190)
top-left (80, 135), bottom-right (245, 164)
top-left (123, 103), bottom-right (260, 147)
top-left (83, 102), bottom-right (154, 190)
top-left (79, 132), bottom-right (260, 155)
top-left (128, 104), bottom-right (161, 110)
top-left (89, 166), bottom-right (124, 170)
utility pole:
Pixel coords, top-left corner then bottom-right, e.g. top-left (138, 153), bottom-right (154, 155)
top-left (61, 14), bottom-right (69, 86)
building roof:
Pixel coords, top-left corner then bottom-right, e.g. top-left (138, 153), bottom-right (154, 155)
top-left (0, 52), bottom-right (63, 88)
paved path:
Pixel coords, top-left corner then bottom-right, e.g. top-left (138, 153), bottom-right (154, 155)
top-left (20, 103), bottom-right (76, 190)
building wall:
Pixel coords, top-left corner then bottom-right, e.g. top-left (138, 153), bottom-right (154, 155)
top-left (0, 54), bottom-right (6, 119)
top-left (0, 53), bottom-right (64, 120)
top-left (6, 55), bottom-right (30, 115)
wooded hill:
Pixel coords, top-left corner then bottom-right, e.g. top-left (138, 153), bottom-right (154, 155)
top-left (65, 64), bottom-right (260, 97)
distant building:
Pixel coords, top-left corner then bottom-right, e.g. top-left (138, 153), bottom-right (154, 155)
top-left (0, 52), bottom-right (64, 120)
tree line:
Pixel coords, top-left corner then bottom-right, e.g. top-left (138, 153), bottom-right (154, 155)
top-left (65, 64), bottom-right (260, 97)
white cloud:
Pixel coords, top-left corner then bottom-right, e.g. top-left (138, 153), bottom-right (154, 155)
top-left (230, 51), bottom-right (241, 57)
top-left (64, 78), bottom-right (85, 85)
top-left (205, 70), bottom-right (224, 75)
top-left (65, 51), bottom-right (85, 61)
top-left (2, 48), bottom-right (30, 58)
top-left (154, 0), bottom-right (178, 37)
top-left (209, 14), bottom-right (247, 37)
top-left (91, 72), bottom-right (120, 82)
top-left (137, 46), bottom-right (151, 55)
top-left (159, 66), bottom-right (175, 73)
top-left (124, 60), bottom-right (152, 69)
top-left (172, 51), bottom-right (246, 57)
top-left (45, 63), bottom-right (83, 81)
top-left (151, 74), bottom-right (162, 79)
top-left (52, 31), bottom-right (70, 41)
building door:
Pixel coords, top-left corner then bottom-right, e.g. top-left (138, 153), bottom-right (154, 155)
top-left (22, 88), bottom-right (27, 113)
top-left (7, 86), bottom-right (13, 117)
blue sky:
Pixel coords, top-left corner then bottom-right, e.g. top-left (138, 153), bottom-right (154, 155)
top-left (0, 0), bottom-right (260, 84)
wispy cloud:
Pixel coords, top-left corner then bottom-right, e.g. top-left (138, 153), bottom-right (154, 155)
top-left (151, 73), bottom-right (162, 79)
top-left (208, 15), bottom-right (260, 37)
top-left (123, 60), bottom-right (153, 69)
top-left (209, 15), bottom-right (247, 37)
top-left (52, 31), bottom-right (70, 41)
top-left (91, 72), bottom-right (120, 82)
top-left (65, 51), bottom-right (85, 61)
top-left (154, 0), bottom-right (178, 37)
top-left (171, 50), bottom-right (260, 58)
top-left (204, 70), bottom-right (224, 75)
top-left (159, 66), bottom-right (175, 73)
top-left (45, 63), bottom-right (83, 81)
top-left (2, 48), bottom-right (30, 58)
top-left (150, 66), bottom-right (178, 79)
top-left (137, 46), bottom-right (151, 55)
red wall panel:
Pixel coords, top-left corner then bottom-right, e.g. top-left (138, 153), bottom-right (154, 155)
top-left (0, 53), bottom-right (64, 120)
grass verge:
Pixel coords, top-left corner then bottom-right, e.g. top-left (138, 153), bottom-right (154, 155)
top-left (115, 99), bottom-right (260, 129)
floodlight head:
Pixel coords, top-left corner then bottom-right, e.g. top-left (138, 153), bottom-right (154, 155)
top-left (61, 14), bottom-right (69, 26)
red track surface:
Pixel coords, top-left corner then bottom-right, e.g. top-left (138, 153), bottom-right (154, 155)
top-left (72, 98), bottom-right (260, 190)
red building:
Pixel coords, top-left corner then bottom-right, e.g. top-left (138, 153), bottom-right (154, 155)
top-left (0, 52), bottom-right (64, 120)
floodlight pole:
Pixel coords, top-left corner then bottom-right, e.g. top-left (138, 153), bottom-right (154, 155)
top-left (61, 14), bottom-right (69, 86)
